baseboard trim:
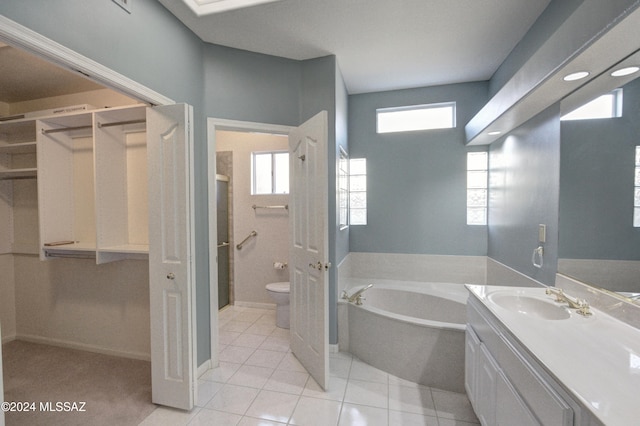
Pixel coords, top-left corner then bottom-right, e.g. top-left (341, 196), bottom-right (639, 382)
top-left (197, 359), bottom-right (212, 378)
top-left (233, 301), bottom-right (276, 310)
top-left (329, 344), bottom-right (339, 353)
top-left (14, 334), bottom-right (150, 361)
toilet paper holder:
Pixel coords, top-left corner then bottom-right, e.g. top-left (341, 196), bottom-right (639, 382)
top-left (273, 262), bottom-right (288, 269)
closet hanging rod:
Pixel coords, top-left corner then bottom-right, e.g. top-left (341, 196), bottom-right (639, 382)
top-left (97, 119), bottom-right (146, 128)
top-left (252, 204), bottom-right (289, 210)
top-left (44, 251), bottom-right (96, 259)
top-left (41, 125), bottom-right (92, 134)
top-left (236, 230), bottom-right (257, 250)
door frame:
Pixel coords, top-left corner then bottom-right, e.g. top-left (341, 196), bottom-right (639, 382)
top-left (206, 118), bottom-right (293, 367)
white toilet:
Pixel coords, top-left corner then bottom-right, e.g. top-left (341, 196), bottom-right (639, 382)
top-left (266, 281), bottom-right (290, 329)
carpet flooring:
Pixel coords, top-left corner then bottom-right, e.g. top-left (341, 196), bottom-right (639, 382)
top-left (2, 340), bottom-right (157, 426)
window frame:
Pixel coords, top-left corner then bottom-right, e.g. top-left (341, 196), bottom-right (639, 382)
top-left (466, 151), bottom-right (488, 226)
top-left (349, 158), bottom-right (367, 226)
top-left (338, 147), bottom-right (350, 230)
top-left (561, 88), bottom-right (623, 121)
top-left (376, 102), bottom-right (456, 134)
top-left (251, 150), bottom-right (289, 195)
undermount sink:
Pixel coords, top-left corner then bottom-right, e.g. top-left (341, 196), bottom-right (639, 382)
top-left (489, 293), bottom-right (571, 320)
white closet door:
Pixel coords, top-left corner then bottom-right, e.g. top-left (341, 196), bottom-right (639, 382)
top-left (147, 103), bottom-right (196, 410)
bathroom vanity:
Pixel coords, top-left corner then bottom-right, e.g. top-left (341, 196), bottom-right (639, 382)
top-left (465, 285), bottom-right (640, 426)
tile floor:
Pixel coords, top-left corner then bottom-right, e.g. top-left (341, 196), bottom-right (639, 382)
top-left (139, 306), bottom-right (479, 426)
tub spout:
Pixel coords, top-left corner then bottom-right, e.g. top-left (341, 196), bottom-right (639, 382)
top-left (343, 284), bottom-right (374, 304)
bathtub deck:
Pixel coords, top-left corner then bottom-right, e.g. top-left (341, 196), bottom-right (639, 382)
top-left (139, 305), bottom-right (480, 425)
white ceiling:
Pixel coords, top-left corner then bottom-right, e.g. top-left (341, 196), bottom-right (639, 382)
top-left (159, 0), bottom-right (552, 94)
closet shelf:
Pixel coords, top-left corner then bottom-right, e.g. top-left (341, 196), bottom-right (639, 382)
top-left (43, 242), bottom-right (96, 252)
top-left (0, 141), bottom-right (37, 154)
top-left (99, 244), bottom-right (149, 254)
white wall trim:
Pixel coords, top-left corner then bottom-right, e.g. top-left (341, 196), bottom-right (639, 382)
top-left (0, 15), bottom-right (174, 107)
top-left (197, 359), bottom-right (212, 378)
top-left (14, 334), bottom-right (150, 362)
top-left (208, 117), bottom-right (294, 135)
top-left (233, 301), bottom-right (276, 310)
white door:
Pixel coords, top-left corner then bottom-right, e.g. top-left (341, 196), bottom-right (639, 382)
top-left (289, 111), bottom-right (329, 389)
top-left (147, 104), bottom-right (197, 410)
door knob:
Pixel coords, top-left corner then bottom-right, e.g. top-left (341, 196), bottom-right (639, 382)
top-left (167, 272), bottom-right (175, 280)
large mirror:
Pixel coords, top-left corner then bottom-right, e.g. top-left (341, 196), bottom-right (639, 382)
top-left (558, 49), bottom-right (640, 301)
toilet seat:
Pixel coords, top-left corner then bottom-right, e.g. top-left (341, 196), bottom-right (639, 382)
top-left (266, 282), bottom-right (290, 293)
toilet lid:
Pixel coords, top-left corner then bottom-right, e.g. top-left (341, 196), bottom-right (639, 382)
top-left (266, 281), bottom-right (290, 293)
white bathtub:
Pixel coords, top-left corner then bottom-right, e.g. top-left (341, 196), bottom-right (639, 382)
top-left (338, 279), bottom-right (468, 393)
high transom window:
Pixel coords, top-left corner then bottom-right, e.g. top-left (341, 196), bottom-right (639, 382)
top-left (376, 102), bottom-right (456, 133)
top-left (561, 89), bottom-right (623, 121)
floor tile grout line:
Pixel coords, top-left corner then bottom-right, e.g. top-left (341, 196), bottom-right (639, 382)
top-left (209, 305), bottom-right (478, 425)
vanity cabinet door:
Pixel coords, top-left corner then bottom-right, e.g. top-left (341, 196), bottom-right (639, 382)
top-left (496, 371), bottom-right (539, 426)
top-left (477, 343), bottom-right (499, 426)
top-left (465, 328), bottom-right (480, 404)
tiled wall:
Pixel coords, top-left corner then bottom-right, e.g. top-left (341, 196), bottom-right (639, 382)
top-left (338, 252), bottom-right (487, 294)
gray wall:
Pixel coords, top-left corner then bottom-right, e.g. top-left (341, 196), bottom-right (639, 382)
top-left (488, 0), bottom-right (583, 97)
top-left (482, 0), bottom-right (640, 286)
top-left (203, 43), bottom-right (301, 126)
top-left (0, 0), bottom-right (212, 365)
top-left (1, 1), bottom-right (346, 361)
top-left (348, 82), bottom-right (489, 256)
top-left (559, 77), bottom-right (640, 260)
top-left (0, 0), bottom-right (204, 106)
top-left (488, 105), bottom-right (561, 285)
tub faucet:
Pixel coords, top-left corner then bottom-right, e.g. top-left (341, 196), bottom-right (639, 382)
top-left (342, 283), bottom-right (374, 305)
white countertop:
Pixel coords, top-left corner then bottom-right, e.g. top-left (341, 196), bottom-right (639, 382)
top-left (466, 284), bottom-right (640, 426)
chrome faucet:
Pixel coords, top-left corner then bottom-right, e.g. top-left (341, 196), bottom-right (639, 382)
top-left (341, 283), bottom-right (374, 305)
top-left (545, 287), bottom-right (592, 316)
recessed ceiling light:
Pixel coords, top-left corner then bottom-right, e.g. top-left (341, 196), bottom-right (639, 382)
top-left (487, 131), bottom-right (502, 136)
top-left (611, 66), bottom-right (640, 77)
top-left (563, 71), bottom-right (590, 82)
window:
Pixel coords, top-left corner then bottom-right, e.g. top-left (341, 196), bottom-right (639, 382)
top-left (467, 152), bottom-right (488, 225)
top-left (349, 158), bottom-right (367, 225)
top-left (561, 89), bottom-right (623, 121)
top-left (251, 151), bottom-right (289, 195)
top-left (376, 102), bottom-right (456, 133)
top-left (339, 148), bottom-right (349, 230)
